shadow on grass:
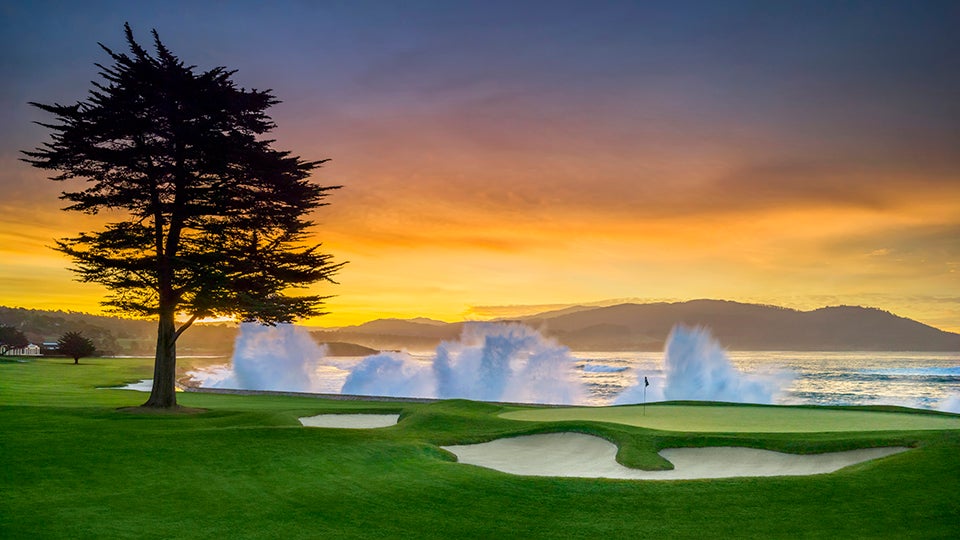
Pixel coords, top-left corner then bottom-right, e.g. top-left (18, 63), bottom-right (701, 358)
top-left (116, 405), bottom-right (209, 415)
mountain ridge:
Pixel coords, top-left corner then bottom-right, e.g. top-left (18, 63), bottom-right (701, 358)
top-left (318, 299), bottom-right (960, 352)
top-left (4, 300), bottom-right (957, 353)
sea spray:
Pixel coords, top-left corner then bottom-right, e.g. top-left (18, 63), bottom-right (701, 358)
top-left (434, 323), bottom-right (578, 402)
top-left (616, 325), bottom-right (791, 404)
top-left (187, 326), bottom-right (955, 410)
top-left (342, 323), bottom-right (585, 404)
top-left (185, 322), bottom-right (951, 411)
top-left (940, 394), bottom-right (960, 414)
top-left (197, 322), bottom-right (329, 392)
top-left (341, 352), bottom-right (434, 398)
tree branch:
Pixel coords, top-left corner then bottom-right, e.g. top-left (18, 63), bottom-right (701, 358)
top-left (173, 313), bottom-right (198, 342)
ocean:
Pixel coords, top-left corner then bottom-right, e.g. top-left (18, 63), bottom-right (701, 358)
top-left (244, 350), bottom-right (960, 410)
top-left (574, 350), bottom-right (960, 409)
top-left (186, 322), bottom-right (960, 412)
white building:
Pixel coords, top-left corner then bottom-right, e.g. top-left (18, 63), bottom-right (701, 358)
top-left (8, 343), bottom-right (41, 356)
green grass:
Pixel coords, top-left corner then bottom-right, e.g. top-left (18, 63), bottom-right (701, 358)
top-left (500, 403), bottom-right (960, 432)
top-left (2, 357), bottom-right (958, 539)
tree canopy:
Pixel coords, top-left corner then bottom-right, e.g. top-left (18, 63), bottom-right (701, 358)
top-left (23, 24), bottom-right (343, 407)
top-left (0, 325), bottom-right (29, 355)
top-left (58, 331), bottom-right (97, 364)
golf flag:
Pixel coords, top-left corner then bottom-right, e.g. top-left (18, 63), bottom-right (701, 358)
top-left (642, 376), bottom-right (649, 415)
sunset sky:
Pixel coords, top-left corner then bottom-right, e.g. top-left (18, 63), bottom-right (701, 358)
top-left (2, 1), bottom-right (958, 331)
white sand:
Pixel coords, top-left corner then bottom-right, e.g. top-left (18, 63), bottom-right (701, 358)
top-left (298, 414), bottom-right (400, 429)
top-left (442, 432), bottom-right (909, 480)
top-left (101, 379), bottom-right (182, 392)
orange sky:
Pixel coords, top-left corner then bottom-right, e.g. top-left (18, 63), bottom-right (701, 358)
top-left (2, 2), bottom-right (958, 333)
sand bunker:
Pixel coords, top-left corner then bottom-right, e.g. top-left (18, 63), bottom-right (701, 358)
top-left (101, 379), bottom-right (183, 392)
top-left (442, 433), bottom-right (908, 480)
top-left (298, 414), bottom-right (400, 429)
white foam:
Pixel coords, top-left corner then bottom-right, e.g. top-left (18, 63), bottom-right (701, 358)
top-left (101, 379), bottom-right (173, 392)
top-left (442, 432), bottom-right (908, 479)
top-left (341, 323), bottom-right (585, 404)
top-left (298, 414), bottom-right (400, 429)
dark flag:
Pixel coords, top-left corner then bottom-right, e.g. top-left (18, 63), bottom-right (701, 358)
top-left (642, 376), bottom-right (649, 415)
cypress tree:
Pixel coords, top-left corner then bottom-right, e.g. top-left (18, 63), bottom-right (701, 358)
top-left (23, 24), bottom-right (343, 408)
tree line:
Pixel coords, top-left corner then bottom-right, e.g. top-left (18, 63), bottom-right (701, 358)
top-left (0, 306), bottom-right (239, 356)
top-left (1, 325), bottom-right (95, 364)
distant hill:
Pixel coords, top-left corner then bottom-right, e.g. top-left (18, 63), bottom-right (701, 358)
top-left (318, 300), bottom-right (960, 351)
top-left (0, 306), bottom-right (240, 355)
top-left (345, 318), bottom-right (464, 338)
top-left (0, 306), bottom-right (369, 357)
top-left (312, 319), bottom-right (464, 352)
top-left (6, 301), bottom-right (958, 354)
top-left (521, 300), bottom-right (960, 351)
top-left (317, 341), bottom-right (380, 356)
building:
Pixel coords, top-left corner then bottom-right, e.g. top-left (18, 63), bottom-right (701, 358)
top-left (7, 343), bottom-right (42, 356)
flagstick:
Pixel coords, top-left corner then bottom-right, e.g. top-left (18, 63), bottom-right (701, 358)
top-left (643, 382), bottom-right (646, 416)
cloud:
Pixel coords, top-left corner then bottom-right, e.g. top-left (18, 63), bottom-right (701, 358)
top-left (464, 298), bottom-right (683, 320)
top-left (702, 154), bottom-right (960, 214)
top-left (463, 304), bottom-right (573, 320)
top-left (826, 224), bottom-right (960, 271)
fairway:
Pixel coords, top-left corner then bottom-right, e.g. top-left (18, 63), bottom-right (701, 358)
top-left (500, 403), bottom-right (960, 432)
top-left (3, 357), bottom-right (959, 539)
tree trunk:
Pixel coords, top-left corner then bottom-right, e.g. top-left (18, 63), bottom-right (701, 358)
top-left (74, 357), bottom-right (78, 365)
top-left (143, 308), bottom-right (178, 408)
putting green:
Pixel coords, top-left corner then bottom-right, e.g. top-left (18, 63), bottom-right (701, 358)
top-left (500, 404), bottom-right (960, 433)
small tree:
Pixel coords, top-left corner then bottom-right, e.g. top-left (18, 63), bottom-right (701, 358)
top-left (23, 24), bottom-right (343, 407)
top-left (58, 331), bottom-right (97, 364)
top-left (0, 325), bottom-right (30, 355)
